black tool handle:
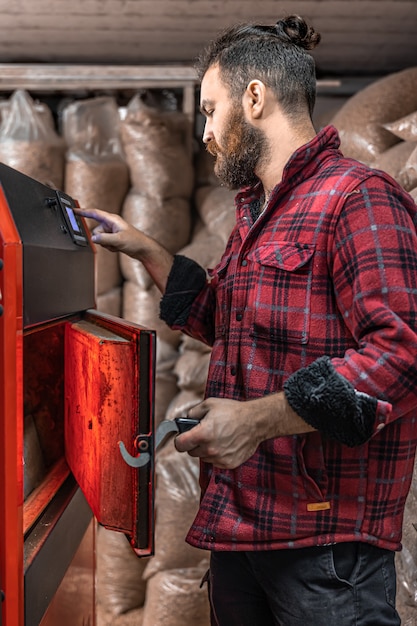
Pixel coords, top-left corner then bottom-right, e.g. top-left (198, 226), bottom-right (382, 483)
top-left (174, 417), bottom-right (200, 433)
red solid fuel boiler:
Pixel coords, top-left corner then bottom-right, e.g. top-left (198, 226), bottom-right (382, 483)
top-left (0, 163), bottom-right (156, 626)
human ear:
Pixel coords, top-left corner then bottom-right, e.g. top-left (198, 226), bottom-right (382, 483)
top-left (243, 80), bottom-right (266, 119)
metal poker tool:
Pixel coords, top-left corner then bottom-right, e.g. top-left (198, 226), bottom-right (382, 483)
top-left (118, 417), bottom-right (200, 468)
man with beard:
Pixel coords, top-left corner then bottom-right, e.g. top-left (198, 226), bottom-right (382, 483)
top-left (75, 15), bottom-right (417, 626)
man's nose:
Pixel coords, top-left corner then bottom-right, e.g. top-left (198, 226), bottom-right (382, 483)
top-left (202, 119), bottom-right (213, 145)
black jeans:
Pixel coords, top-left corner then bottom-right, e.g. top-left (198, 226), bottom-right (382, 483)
top-left (205, 543), bottom-right (401, 626)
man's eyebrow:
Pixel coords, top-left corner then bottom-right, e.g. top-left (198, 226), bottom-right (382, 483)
top-left (200, 99), bottom-right (215, 114)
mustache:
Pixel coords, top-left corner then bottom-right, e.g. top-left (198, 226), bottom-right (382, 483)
top-left (206, 140), bottom-right (220, 157)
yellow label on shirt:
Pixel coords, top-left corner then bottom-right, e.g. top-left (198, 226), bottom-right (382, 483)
top-left (307, 501), bottom-right (331, 512)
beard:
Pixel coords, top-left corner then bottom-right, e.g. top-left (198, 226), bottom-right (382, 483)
top-left (206, 106), bottom-right (269, 189)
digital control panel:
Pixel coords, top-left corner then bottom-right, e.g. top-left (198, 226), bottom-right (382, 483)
top-left (55, 191), bottom-right (89, 246)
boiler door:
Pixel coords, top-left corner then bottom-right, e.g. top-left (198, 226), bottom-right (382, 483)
top-left (64, 309), bottom-right (156, 556)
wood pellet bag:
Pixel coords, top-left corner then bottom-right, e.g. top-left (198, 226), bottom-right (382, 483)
top-left (142, 566), bottom-right (211, 626)
top-left (371, 140), bottom-right (417, 191)
top-left (120, 191), bottom-right (191, 289)
top-left (330, 67), bottom-right (417, 164)
top-left (383, 110), bottom-right (417, 142)
top-left (0, 90), bottom-right (65, 189)
top-left (96, 526), bottom-right (149, 616)
top-left (120, 94), bottom-right (194, 200)
top-left (174, 349), bottom-right (210, 395)
top-left (165, 389), bottom-right (204, 421)
top-left (143, 441), bottom-right (209, 581)
top-left (63, 96), bottom-right (130, 303)
top-left (123, 281), bottom-right (181, 348)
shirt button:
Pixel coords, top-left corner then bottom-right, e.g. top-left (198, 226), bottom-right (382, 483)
top-left (241, 259), bottom-right (247, 266)
top-left (236, 313), bottom-right (243, 321)
top-left (230, 366), bottom-right (237, 376)
top-left (376, 423), bottom-right (385, 431)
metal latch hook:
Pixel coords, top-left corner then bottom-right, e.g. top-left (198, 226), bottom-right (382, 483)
top-left (118, 417), bottom-right (200, 468)
top-left (118, 440), bottom-right (150, 468)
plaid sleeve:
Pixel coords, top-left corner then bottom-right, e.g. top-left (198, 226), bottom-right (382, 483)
top-left (326, 175), bottom-right (417, 433)
top-left (284, 176), bottom-right (417, 445)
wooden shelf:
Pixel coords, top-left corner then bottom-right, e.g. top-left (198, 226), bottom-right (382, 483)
top-left (0, 63), bottom-right (197, 91)
top-left (0, 63), bottom-right (198, 154)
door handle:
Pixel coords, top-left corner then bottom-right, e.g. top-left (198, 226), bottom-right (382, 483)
top-left (118, 417), bottom-right (200, 468)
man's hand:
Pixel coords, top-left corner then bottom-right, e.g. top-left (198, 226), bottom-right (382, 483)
top-left (74, 207), bottom-right (146, 256)
top-left (74, 207), bottom-right (174, 293)
top-left (174, 394), bottom-right (316, 469)
top-left (174, 397), bottom-right (263, 469)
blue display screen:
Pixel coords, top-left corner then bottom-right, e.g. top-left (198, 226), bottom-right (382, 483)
top-left (65, 206), bottom-right (81, 234)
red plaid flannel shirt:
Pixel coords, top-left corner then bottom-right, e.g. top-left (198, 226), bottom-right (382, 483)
top-left (166, 126), bottom-right (417, 552)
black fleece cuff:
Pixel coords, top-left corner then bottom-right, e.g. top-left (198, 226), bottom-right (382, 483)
top-left (283, 356), bottom-right (378, 447)
top-left (160, 254), bottom-right (207, 327)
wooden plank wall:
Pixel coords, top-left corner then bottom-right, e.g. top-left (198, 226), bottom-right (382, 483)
top-left (0, 0), bottom-right (415, 76)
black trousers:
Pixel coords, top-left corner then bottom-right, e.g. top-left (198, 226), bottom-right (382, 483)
top-left (205, 543), bottom-right (401, 626)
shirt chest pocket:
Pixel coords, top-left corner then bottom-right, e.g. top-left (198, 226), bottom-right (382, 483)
top-left (247, 242), bottom-right (315, 344)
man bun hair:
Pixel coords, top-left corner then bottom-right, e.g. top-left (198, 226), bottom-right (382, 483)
top-left (275, 14), bottom-right (321, 51)
top-left (196, 14), bottom-right (321, 118)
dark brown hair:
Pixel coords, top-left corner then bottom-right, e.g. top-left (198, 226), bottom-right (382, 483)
top-left (195, 15), bottom-right (321, 118)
